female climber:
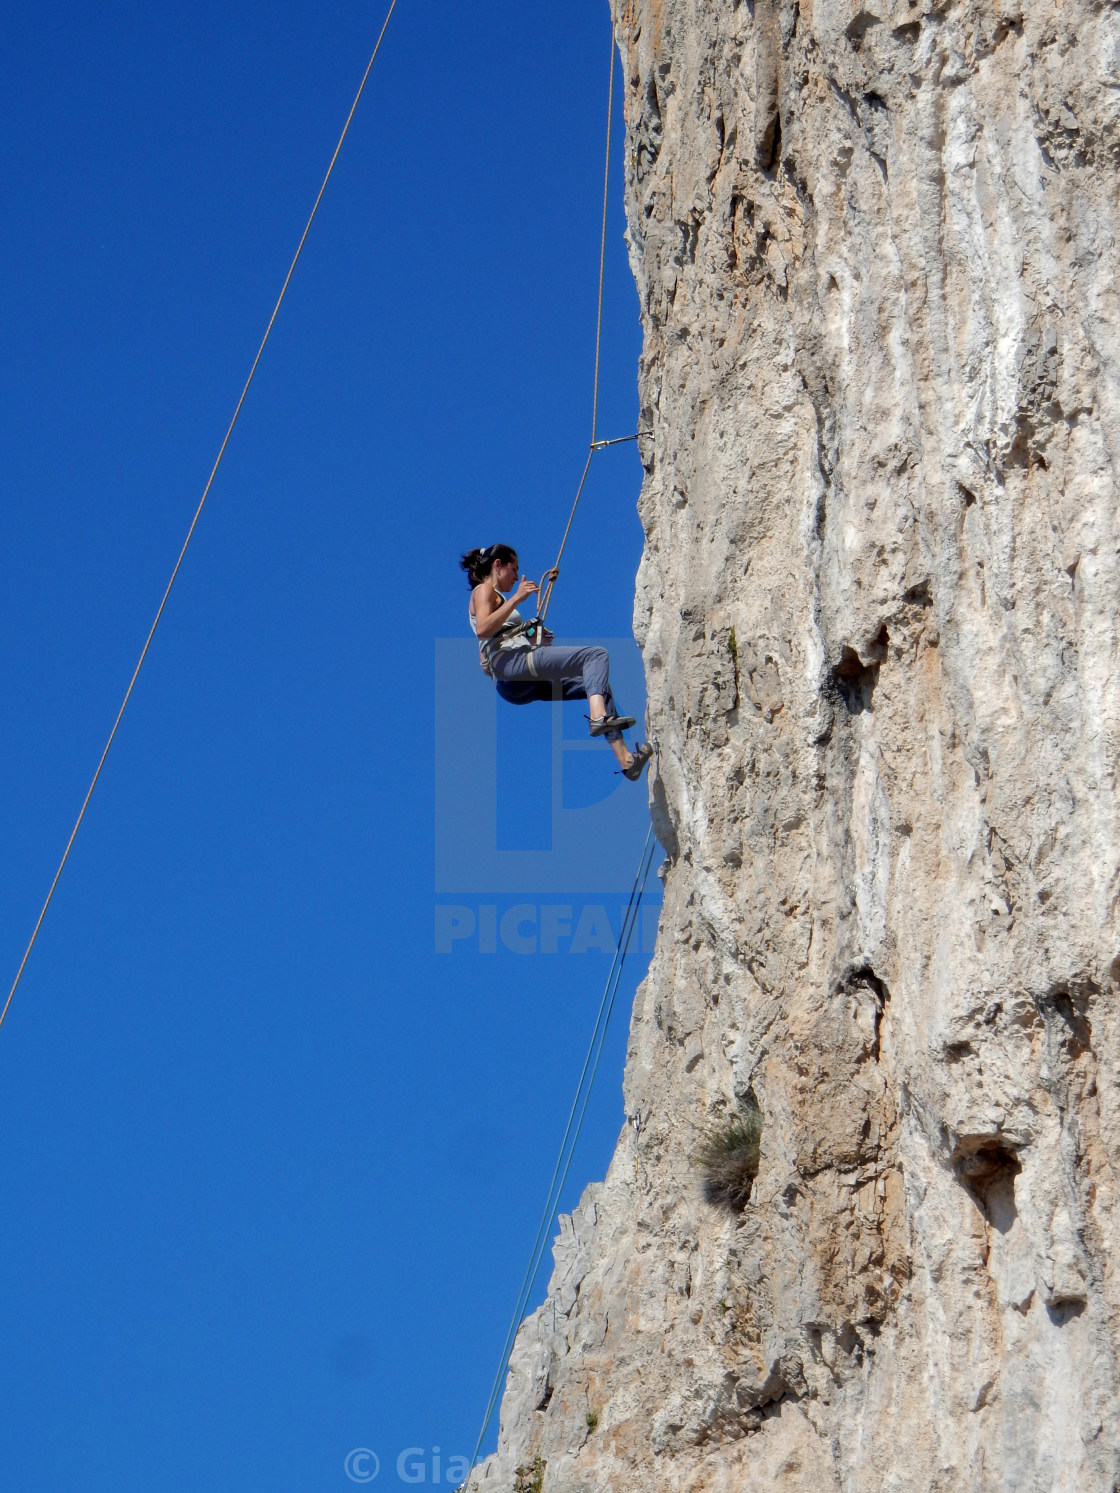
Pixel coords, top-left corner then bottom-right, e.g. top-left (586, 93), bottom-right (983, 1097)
top-left (461, 543), bottom-right (653, 782)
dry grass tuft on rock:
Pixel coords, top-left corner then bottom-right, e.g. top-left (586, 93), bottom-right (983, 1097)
top-left (696, 1091), bottom-right (763, 1210)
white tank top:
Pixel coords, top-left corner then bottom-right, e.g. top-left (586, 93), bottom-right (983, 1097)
top-left (468, 590), bottom-right (532, 657)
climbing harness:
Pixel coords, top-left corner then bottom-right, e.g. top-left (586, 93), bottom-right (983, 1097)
top-left (469, 582), bottom-right (550, 677)
top-left (464, 826), bottom-right (659, 1489)
top-left (0, 1), bottom-right (400, 1037)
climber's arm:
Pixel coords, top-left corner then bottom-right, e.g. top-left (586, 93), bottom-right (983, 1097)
top-left (472, 577), bottom-right (539, 639)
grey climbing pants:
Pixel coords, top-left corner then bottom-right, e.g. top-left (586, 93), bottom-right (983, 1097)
top-left (491, 644), bottom-right (627, 742)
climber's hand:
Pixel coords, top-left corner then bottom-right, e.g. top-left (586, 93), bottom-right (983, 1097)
top-left (513, 575), bottom-right (539, 605)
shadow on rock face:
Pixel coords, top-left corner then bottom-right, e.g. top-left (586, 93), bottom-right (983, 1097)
top-left (952, 1139), bottom-right (1022, 1233)
top-left (829, 633), bottom-right (887, 715)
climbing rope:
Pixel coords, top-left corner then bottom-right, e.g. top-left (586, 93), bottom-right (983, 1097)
top-left (0, 1), bottom-right (399, 1038)
top-left (462, 38), bottom-right (656, 1482)
top-left (535, 27), bottom-right (638, 629)
top-left (460, 37), bottom-right (660, 1482)
top-left (590, 18), bottom-right (616, 454)
top-left (464, 824), bottom-right (659, 1489)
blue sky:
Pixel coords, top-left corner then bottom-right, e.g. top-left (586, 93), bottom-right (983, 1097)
top-left (0, 2), bottom-right (655, 1487)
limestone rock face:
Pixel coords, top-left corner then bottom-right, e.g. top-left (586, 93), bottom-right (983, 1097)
top-left (472, 3), bottom-right (1120, 1488)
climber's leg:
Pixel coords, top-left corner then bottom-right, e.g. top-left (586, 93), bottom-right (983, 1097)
top-left (493, 645), bottom-right (636, 743)
top-left (492, 648), bottom-right (648, 776)
top-left (540, 647), bottom-right (634, 740)
top-left (608, 736), bottom-right (635, 770)
top-left (550, 646), bottom-right (634, 739)
top-left (548, 679), bottom-right (631, 765)
top-left (494, 646), bottom-right (619, 719)
top-left (495, 678), bottom-right (552, 706)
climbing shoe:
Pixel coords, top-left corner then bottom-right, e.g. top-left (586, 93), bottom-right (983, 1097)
top-left (622, 742), bottom-right (653, 781)
top-left (588, 713), bottom-right (636, 737)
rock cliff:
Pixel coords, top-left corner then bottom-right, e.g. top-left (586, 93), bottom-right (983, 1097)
top-left (472, 2), bottom-right (1120, 1487)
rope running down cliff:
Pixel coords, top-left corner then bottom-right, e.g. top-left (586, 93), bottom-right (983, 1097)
top-left (0, 0), bottom-right (400, 1038)
top-left (465, 826), bottom-right (659, 1489)
top-left (463, 30), bottom-right (652, 1481)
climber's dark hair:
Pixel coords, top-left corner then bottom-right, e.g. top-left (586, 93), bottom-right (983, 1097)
top-left (460, 543), bottom-right (517, 587)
